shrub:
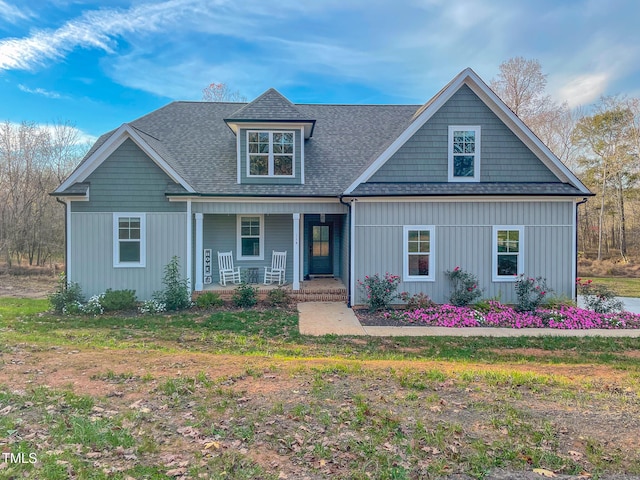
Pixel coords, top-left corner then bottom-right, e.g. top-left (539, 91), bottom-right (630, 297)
top-left (358, 273), bottom-right (401, 311)
top-left (101, 289), bottom-right (137, 312)
top-left (49, 274), bottom-right (84, 314)
top-left (576, 278), bottom-right (623, 313)
top-left (399, 291), bottom-right (434, 310)
top-left (139, 299), bottom-right (166, 314)
top-left (153, 256), bottom-right (192, 311)
top-left (266, 287), bottom-right (291, 307)
top-left (445, 267), bottom-right (483, 306)
top-left (79, 295), bottom-right (104, 315)
top-left (196, 291), bottom-right (224, 309)
top-left (515, 275), bottom-right (551, 312)
top-left (232, 282), bottom-right (258, 308)
top-left (543, 294), bottom-right (577, 309)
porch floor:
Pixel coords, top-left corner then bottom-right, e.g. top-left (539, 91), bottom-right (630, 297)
top-left (194, 277), bottom-right (347, 302)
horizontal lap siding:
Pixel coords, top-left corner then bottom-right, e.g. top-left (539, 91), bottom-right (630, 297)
top-left (72, 138), bottom-right (186, 213)
top-left (353, 201), bottom-right (574, 305)
top-left (70, 212), bottom-right (187, 300)
top-left (368, 85), bottom-right (559, 183)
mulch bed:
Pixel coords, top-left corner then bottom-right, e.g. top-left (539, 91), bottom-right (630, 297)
top-left (354, 308), bottom-right (415, 327)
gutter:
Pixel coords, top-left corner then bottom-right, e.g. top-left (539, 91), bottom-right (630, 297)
top-left (575, 197), bottom-right (589, 299)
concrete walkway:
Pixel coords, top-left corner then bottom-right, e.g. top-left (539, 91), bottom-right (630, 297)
top-left (298, 301), bottom-right (640, 337)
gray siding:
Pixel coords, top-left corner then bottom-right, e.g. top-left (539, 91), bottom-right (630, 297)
top-left (368, 85), bottom-right (559, 183)
top-left (203, 214), bottom-right (294, 283)
top-left (341, 212), bottom-right (350, 295)
top-left (192, 201), bottom-right (346, 215)
top-left (239, 128), bottom-right (303, 185)
top-left (353, 200), bottom-right (574, 305)
top-left (70, 212), bottom-right (187, 300)
top-left (72, 138), bottom-right (186, 213)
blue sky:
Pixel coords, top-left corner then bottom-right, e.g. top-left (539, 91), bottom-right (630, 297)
top-left (1, 0), bottom-right (639, 143)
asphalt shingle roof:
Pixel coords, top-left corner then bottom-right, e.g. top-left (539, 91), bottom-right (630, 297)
top-left (225, 88), bottom-right (312, 122)
top-left (349, 182), bottom-right (586, 197)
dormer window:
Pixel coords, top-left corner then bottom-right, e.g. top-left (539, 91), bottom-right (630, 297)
top-left (247, 131), bottom-right (294, 177)
top-left (448, 126), bottom-right (480, 182)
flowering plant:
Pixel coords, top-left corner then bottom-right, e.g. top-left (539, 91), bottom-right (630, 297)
top-left (576, 278), bottom-right (623, 314)
top-left (514, 275), bottom-right (550, 312)
top-left (445, 266), bottom-right (483, 306)
top-left (358, 273), bottom-right (400, 311)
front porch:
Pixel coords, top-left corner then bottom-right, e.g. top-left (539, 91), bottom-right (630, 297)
top-left (194, 277), bottom-right (348, 302)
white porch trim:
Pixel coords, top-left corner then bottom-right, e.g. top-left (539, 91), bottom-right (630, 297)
top-left (293, 213), bottom-right (301, 290)
top-left (186, 201), bottom-right (192, 290)
top-left (195, 212), bottom-right (203, 291)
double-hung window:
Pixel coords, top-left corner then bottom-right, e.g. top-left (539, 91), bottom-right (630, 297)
top-left (247, 131), bottom-right (294, 177)
top-left (493, 226), bottom-right (524, 281)
top-left (448, 126), bottom-right (480, 182)
top-left (403, 225), bottom-right (435, 281)
top-left (237, 215), bottom-right (264, 260)
top-left (113, 213), bottom-right (146, 267)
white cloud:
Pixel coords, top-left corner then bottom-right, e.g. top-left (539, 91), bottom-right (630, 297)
top-left (557, 73), bottom-right (610, 108)
top-left (18, 84), bottom-right (64, 99)
top-left (0, 0), bottom-right (32, 23)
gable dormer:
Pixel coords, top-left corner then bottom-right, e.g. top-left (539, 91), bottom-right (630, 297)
top-left (224, 89), bottom-right (315, 185)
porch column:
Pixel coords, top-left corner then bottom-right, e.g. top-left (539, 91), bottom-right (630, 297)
top-left (195, 213), bottom-right (203, 291)
top-left (292, 213), bottom-right (300, 290)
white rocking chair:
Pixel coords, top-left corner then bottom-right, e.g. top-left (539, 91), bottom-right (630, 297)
top-left (264, 251), bottom-right (287, 285)
top-left (217, 251), bottom-right (241, 286)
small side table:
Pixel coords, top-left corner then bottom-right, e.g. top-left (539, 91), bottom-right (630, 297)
top-left (246, 267), bottom-right (260, 284)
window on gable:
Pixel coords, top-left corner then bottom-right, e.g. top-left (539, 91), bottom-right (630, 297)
top-left (248, 131), bottom-right (294, 177)
top-left (493, 226), bottom-right (523, 281)
top-left (403, 225), bottom-right (435, 281)
top-left (113, 213), bottom-right (146, 267)
top-left (448, 126), bottom-right (480, 182)
top-left (237, 215), bottom-right (264, 260)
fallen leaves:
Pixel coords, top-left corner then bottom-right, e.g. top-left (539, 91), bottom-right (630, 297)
top-left (533, 467), bottom-right (557, 477)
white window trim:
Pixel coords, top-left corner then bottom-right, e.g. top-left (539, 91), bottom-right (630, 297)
top-left (113, 213), bottom-right (146, 268)
top-left (246, 130), bottom-right (295, 178)
top-left (403, 225), bottom-right (435, 282)
top-left (492, 225), bottom-right (524, 282)
top-left (237, 214), bottom-right (264, 260)
top-left (448, 125), bottom-right (481, 182)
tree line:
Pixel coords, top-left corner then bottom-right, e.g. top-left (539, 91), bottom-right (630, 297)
top-left (1, 60), bottom-right (638, 268)
top-left (0, 121), bottom-right (86, 268)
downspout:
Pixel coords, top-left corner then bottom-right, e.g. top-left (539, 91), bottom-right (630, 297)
top-left (338, 195), bottom-right (352, 307)
top-left (55, 197), bottom-right (68, 280)
top-left (575, 197), bottom-right (589, 299)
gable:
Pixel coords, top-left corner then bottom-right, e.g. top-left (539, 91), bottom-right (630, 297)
top-left (72, 138), bottom-right (185, 213)
top-left (368, 85), bottom-right (559, 184)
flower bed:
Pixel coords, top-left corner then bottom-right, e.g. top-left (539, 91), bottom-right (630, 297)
top-left (382, 301), bottom-right (640, 329)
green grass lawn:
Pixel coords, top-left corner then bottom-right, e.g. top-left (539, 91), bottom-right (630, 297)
top-left (584, 276), bottom-right (640, 297)
top-left (1, 298), bottom-right (640, 479)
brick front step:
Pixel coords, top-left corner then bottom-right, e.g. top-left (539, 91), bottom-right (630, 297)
top-left (193, 287), bottom-right (347, 303)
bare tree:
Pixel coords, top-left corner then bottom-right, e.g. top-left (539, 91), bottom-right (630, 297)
top-left (0, 121), bottom-right (86, 267)
top-left (202, 83), bottom-right (247, 102)
top-left (491, 57), bottom-right (550, 118)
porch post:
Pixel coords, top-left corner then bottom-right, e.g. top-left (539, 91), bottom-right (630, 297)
top-left (195, 213), bottom-right (203, 291)
top-left (292, 213), bottom-right (301, 290)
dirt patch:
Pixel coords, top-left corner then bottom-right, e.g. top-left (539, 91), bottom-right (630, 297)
top-left (0, 274), bottom-right (56, 299)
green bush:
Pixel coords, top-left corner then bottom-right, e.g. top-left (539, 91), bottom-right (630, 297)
top-left (358, 273), bottom-right (401, 311)
top-left (399, 291), bottom-right (434, 310)
top-left (515, 275), bottom-right (551, 312)
top-left (266, 287), bottom-right (291, 307)
top-left (232, 282), bottom-right (258, 308)
top-left (577, 278), bottom-right (623, 313)
top-left (49, 274), bottom-right (84, 314)
top-left (445, 267), bottom-right (483, 306)
top-left (196, 291), bottom-right (224, 309)
top-left (153, 256), bottom-right (192, 311)
top-left (101, 289), bottom-right (137, 311)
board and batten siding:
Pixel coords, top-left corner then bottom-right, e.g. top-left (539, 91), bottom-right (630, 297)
top-left (203, 214), bottom-right (294, 283)
top-left (72, 138), bottom-right (186, 213)
top-left (352, 200), bottom-right (575, 305)
top-left (70, 212), bottom-right (187, 300)
top-left (368, 85), bottom-right (559, 184)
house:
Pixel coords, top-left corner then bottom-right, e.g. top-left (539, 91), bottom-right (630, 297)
top-left (52, 68), bottom-right (592, 305)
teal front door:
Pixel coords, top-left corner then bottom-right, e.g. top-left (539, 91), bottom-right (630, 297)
top-left (309, 223), bottom-right (332, 275)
